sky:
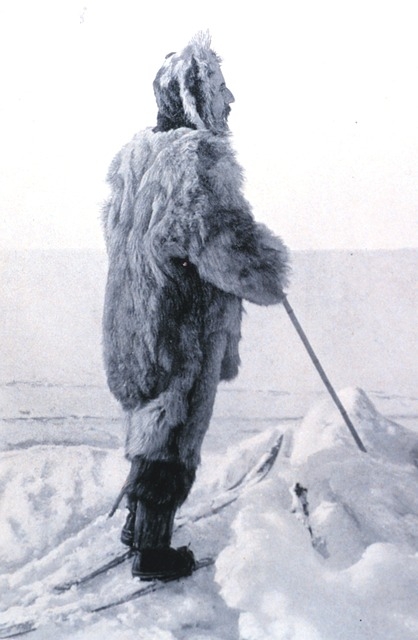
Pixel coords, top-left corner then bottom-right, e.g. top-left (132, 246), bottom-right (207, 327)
top-left (0, 0), bottom-right (417, 251)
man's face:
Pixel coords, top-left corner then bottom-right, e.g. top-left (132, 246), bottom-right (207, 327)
top-left (209, 64), bottom-right (235, 131)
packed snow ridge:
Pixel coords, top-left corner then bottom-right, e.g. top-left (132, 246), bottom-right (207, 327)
top-left (1, 387), bottom-right (417, 640)
top-left (216, 388), bottom-right (418, 640)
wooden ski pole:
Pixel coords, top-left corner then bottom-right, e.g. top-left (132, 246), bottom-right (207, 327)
top-left (282, 295), bottom-right (367, 453)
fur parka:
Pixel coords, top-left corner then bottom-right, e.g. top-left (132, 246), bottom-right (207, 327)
top-left (102, 126), bottom-right (289, 471)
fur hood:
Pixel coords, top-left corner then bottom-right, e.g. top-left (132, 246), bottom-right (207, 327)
top-left (153, 31), bottom-right (227, 134)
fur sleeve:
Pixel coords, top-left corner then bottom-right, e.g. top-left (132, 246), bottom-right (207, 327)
top-left (189, 138), bottom-right (290, 306)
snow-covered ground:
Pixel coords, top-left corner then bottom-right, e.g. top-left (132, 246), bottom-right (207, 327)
top-left (0, 249), bottom-right (417, 639)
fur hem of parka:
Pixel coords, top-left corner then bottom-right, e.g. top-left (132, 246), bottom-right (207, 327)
top-left (102, 127), bottom-right (289, 463)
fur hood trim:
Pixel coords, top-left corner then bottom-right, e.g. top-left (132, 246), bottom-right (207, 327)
top-left (153, 31), bottom-right (224, 134)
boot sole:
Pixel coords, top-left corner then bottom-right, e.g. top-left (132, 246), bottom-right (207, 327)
top-left (132, 568), bottom-right (193, 581)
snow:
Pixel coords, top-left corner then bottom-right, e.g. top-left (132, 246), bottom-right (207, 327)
top-left (1, 249), bottom-right (417, 639)
top-left (216, 389), bottom-right (418, 640)
top-left (0, 446), bottom-right (127, 571)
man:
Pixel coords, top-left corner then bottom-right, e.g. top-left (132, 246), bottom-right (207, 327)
top-left (102, 32), bottom-right (290, 581)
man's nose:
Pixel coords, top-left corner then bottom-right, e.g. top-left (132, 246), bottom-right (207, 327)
top-left (225, 88), bottom-right (235, 104)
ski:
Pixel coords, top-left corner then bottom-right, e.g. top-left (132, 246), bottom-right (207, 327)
top-left (0, 559), bottom-right (215, 638)
top-left (54, 549), bottom-right (132, 592)
top-left (90, 557), bottom-right (214, 613)
top-left (53, 433), bottom-right (283, 593)
top-left (0, 622), bottom-right (35, 640)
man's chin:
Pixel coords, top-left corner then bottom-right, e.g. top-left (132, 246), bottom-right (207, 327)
top-left (220, 112), bottom-right (231, 131)
top-left (208, 113), bottom-right (230, 135)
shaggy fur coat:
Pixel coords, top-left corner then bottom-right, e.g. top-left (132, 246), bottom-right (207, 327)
top-left (102, 126), bottom-right (289, 475)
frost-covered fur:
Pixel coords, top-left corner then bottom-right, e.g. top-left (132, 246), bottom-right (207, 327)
top-left (103, 127), bottom-right (289, 475)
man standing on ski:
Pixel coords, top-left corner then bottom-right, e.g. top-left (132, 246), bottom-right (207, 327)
top-left (102, 32), bottom-right (290, 581)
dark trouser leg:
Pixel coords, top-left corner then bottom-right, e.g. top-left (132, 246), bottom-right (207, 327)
top-left (121, 496), bottom-right (176, 550)
top-left (123, 457), bottom-right (196, 580)
top-left (133, 502), bottom-right (175, 550)
top-left (122, 456), bottom-right (195, 549)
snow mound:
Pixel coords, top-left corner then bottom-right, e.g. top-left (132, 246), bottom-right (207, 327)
top-left (291, 386), bottom-right (418, 465)
top-left (216, 388), bottom-right (418, 640)
top-left (0, 445), bottom-right (127, 571)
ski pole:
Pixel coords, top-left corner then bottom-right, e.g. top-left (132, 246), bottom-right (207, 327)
top-left (282, 295), bottom-right (367, 453)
